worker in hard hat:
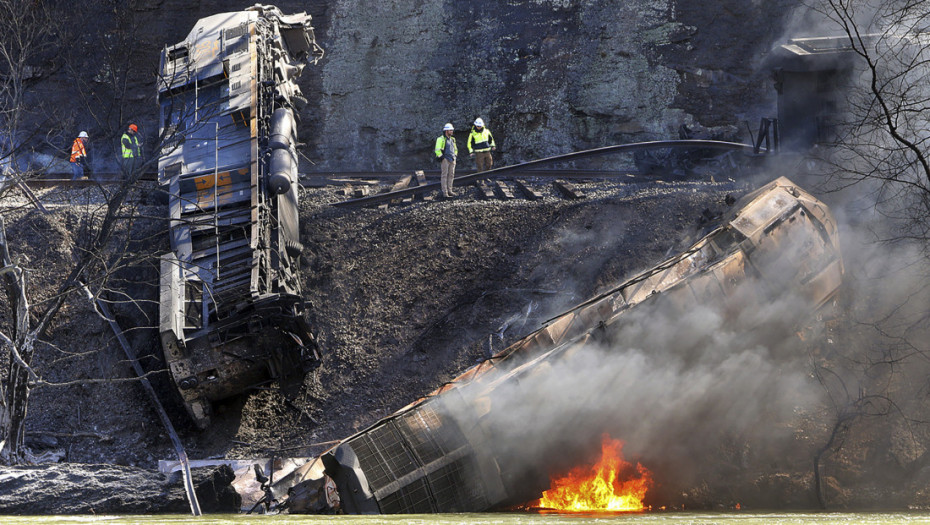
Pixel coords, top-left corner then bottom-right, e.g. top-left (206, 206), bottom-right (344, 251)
top-left (434, 123), bottom-right (457, 198)
top-left (70, 131), bottom-right (89, 181)
top-left (467, 117), bottom-right (496, 173)
top-left (120, 123), bottom-right (143, 175)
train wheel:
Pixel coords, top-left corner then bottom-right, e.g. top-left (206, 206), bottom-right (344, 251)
top-left (285, 239), bottom-right (304, 259)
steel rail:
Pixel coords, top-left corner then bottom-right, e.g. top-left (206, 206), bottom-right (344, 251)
top-left (331, 139), bottom-right (762, 208)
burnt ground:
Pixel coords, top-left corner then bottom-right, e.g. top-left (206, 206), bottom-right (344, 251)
top-left (3, 166), bottom-right (927, 514)
top-left (198, 174), bottom-right (753, 469)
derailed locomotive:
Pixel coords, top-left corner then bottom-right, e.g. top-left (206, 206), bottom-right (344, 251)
top-left (157, 5), bottom-right (323, 428)
top-left (266, 177), bottom-right (844, 514)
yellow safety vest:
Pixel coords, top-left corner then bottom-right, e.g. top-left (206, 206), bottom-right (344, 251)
top-left (467, 128), bottom-right (495, 153)
top-left (434, 135), bottom-right (457, 159)
top-left (121, 133), bottom-right (140, 158)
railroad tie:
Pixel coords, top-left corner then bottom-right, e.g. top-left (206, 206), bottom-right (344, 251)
top-left (554, 180), bottom-right (585, 199)
top-left (513, 179), bottom-right (542, 200)
top-left (475, 180), bottom-right (496, 199)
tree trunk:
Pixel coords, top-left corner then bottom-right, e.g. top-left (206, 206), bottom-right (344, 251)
top-left (0, 215), bottom-right (34, 464)
top-left (4, 338), bottom-right (34, 462)
top-left (0, 387), bottom-right (8, 456)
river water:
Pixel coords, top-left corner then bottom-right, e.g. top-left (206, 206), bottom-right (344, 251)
top-left (1, 513), bottom-right (930, 524)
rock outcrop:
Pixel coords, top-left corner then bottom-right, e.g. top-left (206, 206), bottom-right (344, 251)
top-left (307, 0), bottom-right (803, 170)
top-left (32, 0), bottom-right (806, 172)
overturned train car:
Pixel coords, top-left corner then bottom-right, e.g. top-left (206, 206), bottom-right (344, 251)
top-left (157, 5), bottom-right (323, 428)
top-left (271, 177), bottom-right (844, 514)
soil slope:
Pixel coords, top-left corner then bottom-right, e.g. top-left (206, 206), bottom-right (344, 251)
top-left (1, 173), bottom-right (750, 513)
top-left (6, 167), bottom-right (926, 514)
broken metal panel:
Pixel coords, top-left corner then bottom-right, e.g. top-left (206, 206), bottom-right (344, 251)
top-left (159, 253), bottom-right (185, 352)
top-left (626, 237), bottom-right (724, 305)
top-left (684, 266), bottom-right (728, 309)
top-left (731, 185), bottom-right (800, 241)
top-left (324, 396), bottom-right (493, 514)
top-left (281, 176), bottom-right (844, 514)
top-left (573, 299), bottom-right (617, 334)
top-left (795, 193), bottom-right (844, 273)
top-left (157, 5), bottom-right (321, 429)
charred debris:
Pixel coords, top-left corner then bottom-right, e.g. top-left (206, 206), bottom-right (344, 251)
top-left (234, 176), bottom-right (844, 514)
top-left (98, 4), bottom-right (850, 517)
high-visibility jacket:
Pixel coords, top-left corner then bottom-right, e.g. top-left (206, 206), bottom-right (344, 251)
top-left (70, 138), bottom-right (86, 163)
top-left (121, 132), bottom-right (141, 158)
top-left (467, 127), bottom-right (495, 153)
top-left (434, 134), bottom-right (457, 160)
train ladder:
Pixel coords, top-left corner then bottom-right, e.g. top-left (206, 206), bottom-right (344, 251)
top-left (213, 122), bottom-right (220, 281)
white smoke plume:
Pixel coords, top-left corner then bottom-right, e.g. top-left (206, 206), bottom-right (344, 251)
top-left (431, 1), bottom-right (930, 506)
top-left (430, 209), bottom-right (835, 504)
top-left (428, 169), bottom-right (930, 508)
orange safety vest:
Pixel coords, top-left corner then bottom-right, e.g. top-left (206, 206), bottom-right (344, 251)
top-left (70, 138), bottom-right (86, 163)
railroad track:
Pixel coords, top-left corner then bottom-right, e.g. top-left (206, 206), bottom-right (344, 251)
top-left (10, 139), bottom-right (763, 208)
top-left (331, 139), bottom-right (763, 208)
top-left (4, 170), bottom-right (718, 212)
top-left (18, 169), bottom-right (637, 188)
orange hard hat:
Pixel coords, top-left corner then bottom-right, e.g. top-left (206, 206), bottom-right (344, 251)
top-left (129, 124), bottom-right (138, 132)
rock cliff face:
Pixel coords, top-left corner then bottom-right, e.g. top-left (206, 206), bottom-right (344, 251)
top-left (303, 0), bottom-right (802, 170)
top-left (55, 0), bottom-right (803, 172)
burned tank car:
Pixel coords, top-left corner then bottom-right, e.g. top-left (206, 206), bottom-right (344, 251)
top-left (156, 5), bottom-right (323, 429)
top-left (272, 177), bottom-right (844, 514)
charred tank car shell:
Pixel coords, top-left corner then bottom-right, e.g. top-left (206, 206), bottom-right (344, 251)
top-left (276, 177), bottom-right (844, 514)
top-left (157, 5), bottom-right (323, 429)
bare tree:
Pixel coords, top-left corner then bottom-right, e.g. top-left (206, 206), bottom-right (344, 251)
top-left (794, 0), bottom-right (930, 507)
top-left (0, 0), bottom-right (65, 195)
top-left (0, 1), bottom-right (204, 463)
top-left (0, 0), bottom-right (64, 463)
top-left (812, 1), bottom-right (930, 246)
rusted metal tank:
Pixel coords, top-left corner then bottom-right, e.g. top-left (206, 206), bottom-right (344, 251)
top-left (271, 176), bottom-right (844, 514)
top-left (157, 5), bottom-right (323, 429)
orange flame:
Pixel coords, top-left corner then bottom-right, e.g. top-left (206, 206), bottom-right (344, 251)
top-left (536, 435), bottom-right (653, 512)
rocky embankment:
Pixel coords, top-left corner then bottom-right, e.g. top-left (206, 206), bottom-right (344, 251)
top-left (0, 463), bottom-right (238, 514)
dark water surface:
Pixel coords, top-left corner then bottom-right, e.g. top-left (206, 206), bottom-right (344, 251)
top-left (2, 513), bottom-right (930, 524)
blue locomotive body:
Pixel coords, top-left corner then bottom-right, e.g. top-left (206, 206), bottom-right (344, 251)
top-left (157, 5), bottom-right (322, 428)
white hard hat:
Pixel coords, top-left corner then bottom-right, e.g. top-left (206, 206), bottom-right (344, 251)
top-left (78, 131), bottom-right (88, 138)
top-left (474, 118), bottom-right (484, 127)
top-left (443, 123), bottom-right (454, 131)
